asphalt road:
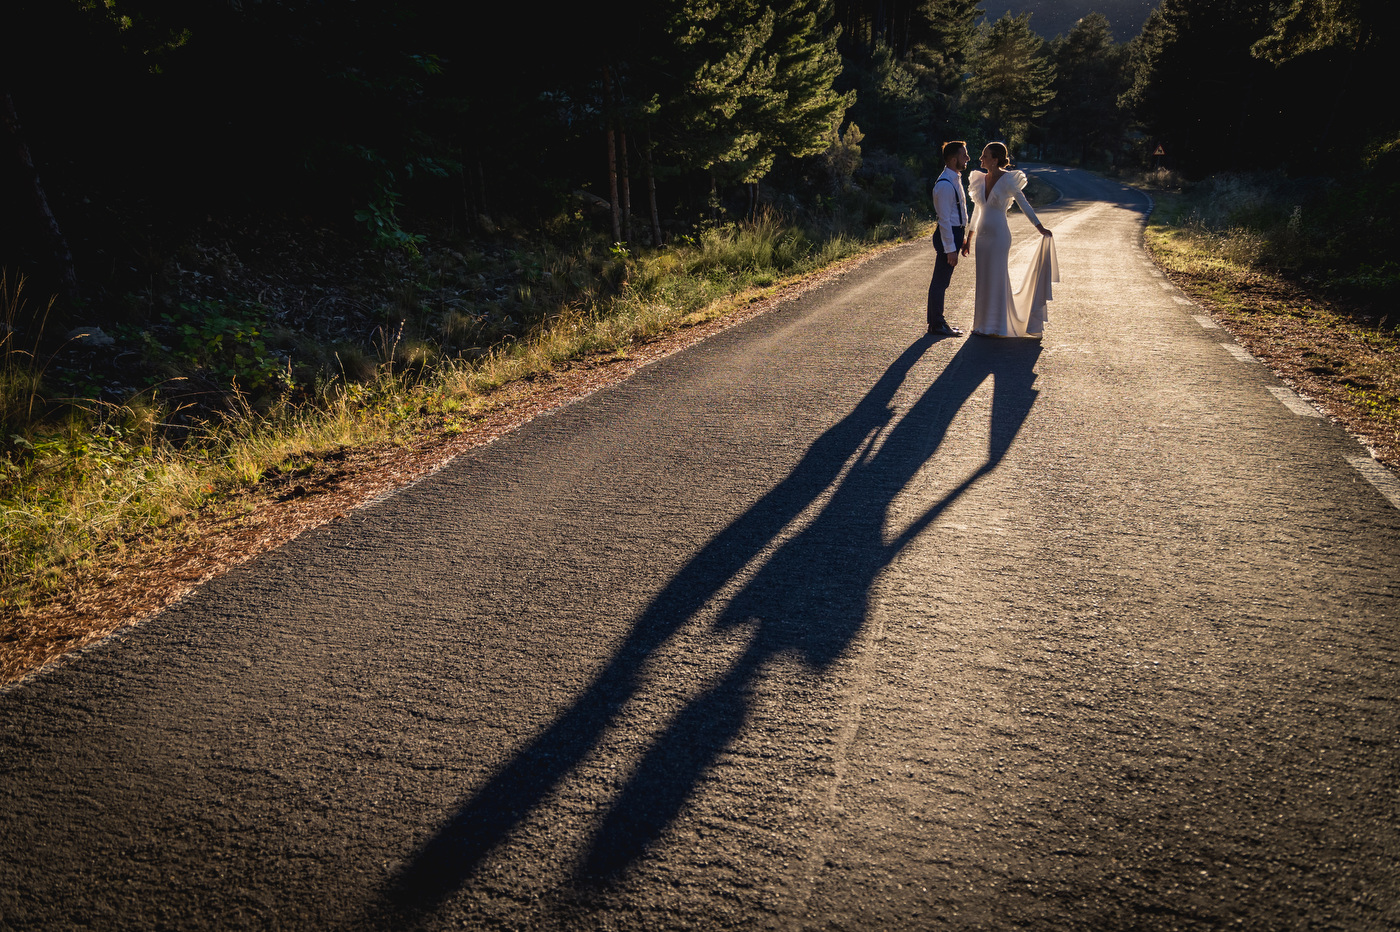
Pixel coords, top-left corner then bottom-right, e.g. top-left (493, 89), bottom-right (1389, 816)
top-left (3, 166), bottom-right (1398, 931)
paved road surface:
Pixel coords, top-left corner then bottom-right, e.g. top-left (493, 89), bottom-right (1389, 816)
top-left (3, 166), bottom-right (1398, 931)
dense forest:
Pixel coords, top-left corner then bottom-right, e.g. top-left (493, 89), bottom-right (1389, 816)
top-left (1, 0), bottom-right (1395, 392)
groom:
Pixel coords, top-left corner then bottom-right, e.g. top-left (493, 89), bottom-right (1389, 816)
top-left (927, 140), bottom-right (971, 337)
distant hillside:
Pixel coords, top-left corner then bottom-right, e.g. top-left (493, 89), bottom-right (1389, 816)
top-left (982, 0), bottom-right (1160, 40)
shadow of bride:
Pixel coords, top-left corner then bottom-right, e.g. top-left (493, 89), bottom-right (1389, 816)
top-left (378, 334), bottom-right (1041, 921)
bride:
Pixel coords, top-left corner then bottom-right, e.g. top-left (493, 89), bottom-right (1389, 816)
top-left (967, 142), bottom-right (1057, 338)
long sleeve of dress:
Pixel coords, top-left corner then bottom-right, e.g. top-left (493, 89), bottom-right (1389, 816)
top-left (1009, 170), bottom-right (1041, 227)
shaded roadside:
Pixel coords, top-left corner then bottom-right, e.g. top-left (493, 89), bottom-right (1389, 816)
top-left (1141, 187), bottom-right (1399, 470)
top-left (0, 246), bottom-right (908, 690)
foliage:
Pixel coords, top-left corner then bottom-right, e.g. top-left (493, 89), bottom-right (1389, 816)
top-left (149, 302), bottom-right (288, 396)
top-left (1248, 0), bottom-right (1396, 173)
top-left (821, 123), bottom-right (866, 194)
top-left (1120, 0), bottom-right (1282, 174)
top-left (905, 0), bottom-right (984, 140)
top-left (841, 42), bottom-right (932, 157)
top-left (642, 0), bottom-right (851, 187)
top-left (1251, 0), bottom-right (1382, 63)
top-left (763, 0), bottom-right (855, 159)
top-left (1, 271), bottom-right (56, 438)
top-left (1040, 13), bottom-right (1131, 167)
top-left (968, 12), bottom-right (1057, 152)
top-left (1114, 0), bottom-right (1394, 175)
top-left (0, 210), bottom-right (909, 614)
top-left (1150, 170), bottom-right (1399, 309)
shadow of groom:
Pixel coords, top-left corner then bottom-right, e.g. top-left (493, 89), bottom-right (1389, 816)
top-left (378, 333), bottom-right (1041, 922)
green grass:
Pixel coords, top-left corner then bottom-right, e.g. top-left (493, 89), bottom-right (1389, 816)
top-left (1141, 181), bottom-right (1400, 467)
top-left (1, 212), bottom-right (916, 618)
top-left (1138, 169), bottom-right (1400, 308)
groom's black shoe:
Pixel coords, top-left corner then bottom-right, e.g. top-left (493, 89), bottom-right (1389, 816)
top-left (928, 322), bottom-right (963, 337)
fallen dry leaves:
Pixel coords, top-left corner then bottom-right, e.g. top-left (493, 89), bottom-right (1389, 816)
top-left (1, 253), bottom-right (878, 688)
top-left (1156, 262), bottom-right (1399, 468)
top-left (14, 235), bottom-right (1387, 690)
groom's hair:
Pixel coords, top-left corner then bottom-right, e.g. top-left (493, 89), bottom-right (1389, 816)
top-left (941, 140), bottom-right (967, 165)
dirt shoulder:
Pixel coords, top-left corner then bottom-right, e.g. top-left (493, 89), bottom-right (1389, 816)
top-left (0, 246), bottom-right (902, 689)
top-left (1144, 222), bottom-right (1399, 470)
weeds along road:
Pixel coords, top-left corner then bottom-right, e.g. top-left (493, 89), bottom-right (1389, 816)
top-left (3, 166), bottom-right (1398, 932)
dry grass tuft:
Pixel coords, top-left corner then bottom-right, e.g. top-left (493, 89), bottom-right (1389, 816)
top-left (0, 242), bottom-right (905, 687)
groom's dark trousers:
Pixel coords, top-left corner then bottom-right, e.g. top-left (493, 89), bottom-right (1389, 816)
top-left (928, 224), bottom-right (966, 331)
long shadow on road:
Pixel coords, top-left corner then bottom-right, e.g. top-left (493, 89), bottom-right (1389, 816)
top-left (375, 334), bottom-right (1041, 925)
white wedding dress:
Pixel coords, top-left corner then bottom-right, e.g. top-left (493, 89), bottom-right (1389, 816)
top-left (969, 168), bottom-right (1059, 337)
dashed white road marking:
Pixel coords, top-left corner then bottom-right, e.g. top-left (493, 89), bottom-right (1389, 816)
top-left (1348, 456), bottom-right (1400, 510)
top-left (1173, 296), bottom-right (1193, 306)
top-left (1221, 343), bottom-right (1256, 362)
top-left (1193, 314), bottom-right (1218, 328)
top-left (1267, 386), bottom-right (1322, 417)
top-left (1158, 281), bottom-right (1175, 290)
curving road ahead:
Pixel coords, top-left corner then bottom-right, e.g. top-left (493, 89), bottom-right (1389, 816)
top-left (3, 166), bottom-right (1398, 931)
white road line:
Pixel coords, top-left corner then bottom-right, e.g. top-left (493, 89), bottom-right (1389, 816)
top-left (1267, 386), bottom-right (1322, 417)
top-left (1158, 281), bottom-right (1175, 290)
top-left (1174, 296), bottom-right (1194, 306)
top-left (1348, 456), bottom-right (1400, 510)
top-left (1221, 343), bottom-right (1255, 362)
top-left (1192, 314), bottom-right (1217, 328)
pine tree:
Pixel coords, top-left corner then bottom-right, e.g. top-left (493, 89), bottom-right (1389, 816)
top-left (1251, 0), bottom-right (1382, 64)
top-left (905, 0), bottom-right (984, 146)
top-left (650, 0), bottom-right (773, 179)
top-left (909, 0), bottom-right (983, 95)
top-left (968, 12), bottom-right (1056, 152)
top-left (759, 0), bottom-right (852, 165)
top-left (1044, 12), bottom-right (1130, 166)
top-left (1250, 0), bottom-right (1392, 169)
top-left (646, 0), bottom-right (851, 214)
top-left (1120, 0), bottom-right (1278, 175)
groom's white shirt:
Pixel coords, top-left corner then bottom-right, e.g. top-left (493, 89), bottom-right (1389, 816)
top-left (933, 166), bottom-right (968, 254)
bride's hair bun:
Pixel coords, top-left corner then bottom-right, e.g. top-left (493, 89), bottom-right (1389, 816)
top-left (985, 142), bottom-right (1011, 168)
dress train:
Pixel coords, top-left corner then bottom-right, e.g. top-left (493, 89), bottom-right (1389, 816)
top-left (1007, 234), bottom-right (1059, 337)
top-left (969, 168), bottom-right (1060, 337)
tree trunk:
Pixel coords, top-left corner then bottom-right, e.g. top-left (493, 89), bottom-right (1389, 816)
top-left (642, 131), bottom-right (662, 247)
top-left (476, 157), bottom-right (488, 219)
top-left (619, 125), bottom-right (633, 245)
top-left (2, 88), bottom-right (78, 306)
top-left (603, 66), bottom-right (621, 243)
top-left (608, 66), bottom-right (632, 245)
